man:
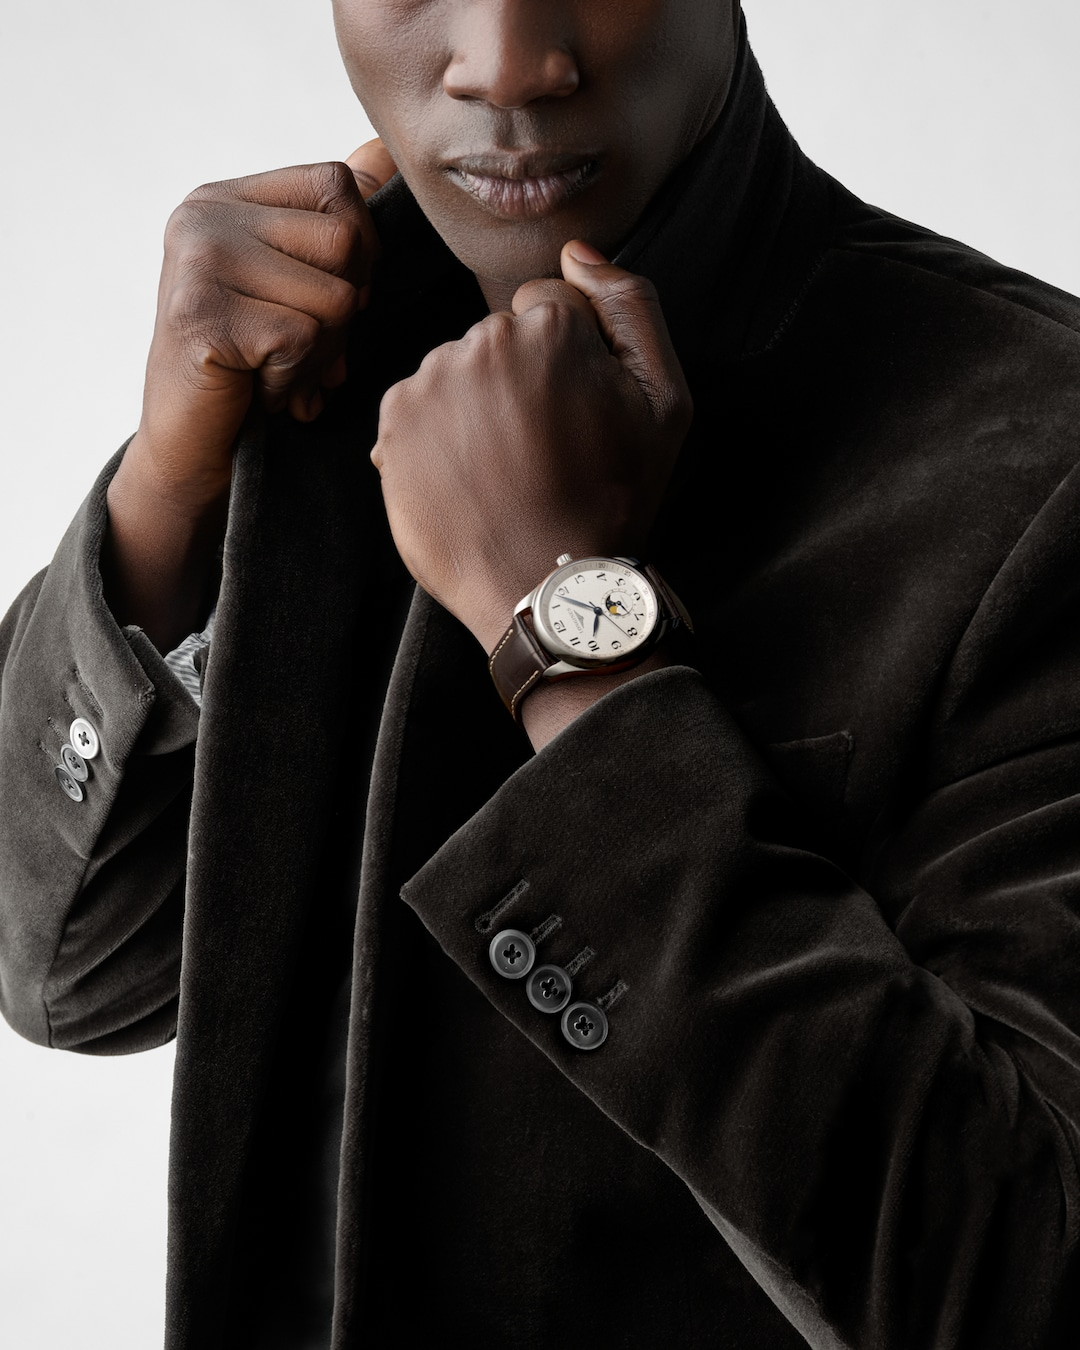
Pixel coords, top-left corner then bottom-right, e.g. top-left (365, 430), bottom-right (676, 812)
top-left (3, 1), bottom-right (1080, 1346)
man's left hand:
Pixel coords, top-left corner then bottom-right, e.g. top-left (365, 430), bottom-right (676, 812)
top-left (371, 240), bottom-right (692, 654)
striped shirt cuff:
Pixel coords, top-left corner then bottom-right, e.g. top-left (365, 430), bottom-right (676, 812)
top-left (162, 607), bottom-right (215, 709)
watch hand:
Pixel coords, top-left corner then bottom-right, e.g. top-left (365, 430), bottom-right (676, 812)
top-left (592, 611), bottom-right (600, 637)
top-left (556, 595), bottom-right (598, 613)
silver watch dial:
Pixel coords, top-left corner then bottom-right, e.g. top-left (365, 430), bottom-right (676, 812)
top-left (533, 559), bottom-right (659, 665)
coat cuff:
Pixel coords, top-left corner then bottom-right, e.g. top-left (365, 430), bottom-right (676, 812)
top-left (400, 665), bottom-right (744, 1104)
top-left (0, 447), bottom-right (199, 1046)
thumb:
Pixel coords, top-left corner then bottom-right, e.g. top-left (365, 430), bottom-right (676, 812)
top-left (560, 239), bottom-right (686, 416)
top-left (345, 137), bottom-right (398, 200)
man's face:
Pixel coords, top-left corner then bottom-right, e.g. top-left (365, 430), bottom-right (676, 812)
top-left (333, 0), bottom-right (739, 292)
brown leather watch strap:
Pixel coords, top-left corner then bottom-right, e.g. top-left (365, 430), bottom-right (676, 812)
top-left (488, 613), bottom-right (552, 723)
top-left (643, 563), bottom-right (694, 634)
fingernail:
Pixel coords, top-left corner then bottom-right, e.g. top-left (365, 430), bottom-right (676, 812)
top-left (566, 239), bottom-right (608, 265)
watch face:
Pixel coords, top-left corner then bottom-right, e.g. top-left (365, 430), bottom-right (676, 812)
top-left (534, 559), bottom-right (659, 665)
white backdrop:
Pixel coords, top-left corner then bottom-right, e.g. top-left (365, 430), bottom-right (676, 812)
top-left (1, 2), bottom-right (1077, 1346)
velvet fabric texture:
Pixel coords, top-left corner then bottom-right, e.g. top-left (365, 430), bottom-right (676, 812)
top-left (4, 25), bottom-right (1080, 1348)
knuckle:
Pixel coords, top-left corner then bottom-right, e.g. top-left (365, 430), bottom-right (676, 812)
top-left (318, 211), bottom-right (364, 276)
top-left (164, 200), bottom-right (241, 272)
top-left (414, 336), bottom-right (461, 376)
top-left (322, 275), bottom-right (359, 327)
top-left (166, 277), bottom-right (227, 340)
top-left (312, 159), bottom-right (360, 212)
top-left (277, 310), bottom-right (321, 358)
top-left (526, 298), bottom-right (567, 327)
top-left (179, 178), bottom-right (231, 206)
top-left (378, 378), bottom-right (409, 421)
top-left (164, 198), bottom-right (209, 247)
top-left (473, 310), bottom-right (515, 350)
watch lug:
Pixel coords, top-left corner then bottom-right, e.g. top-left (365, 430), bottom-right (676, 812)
top-left (556, 553), bottom-right (573, 566)
top-left (543, 658), bottom-right (579, 678)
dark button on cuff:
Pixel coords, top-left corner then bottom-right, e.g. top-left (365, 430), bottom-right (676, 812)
top-left (489, 929), bottom-right (536, 979)
top-left (55, 765), bottom-right (85, 803)
top-left (561, 1001), bottom-right (608, 1051)
top-left (60, 743), bottom-right (90, 782)
top-left (526, 964), bottom-right (572, 1013)
top-left (69, 718), bottom-right (100, 760)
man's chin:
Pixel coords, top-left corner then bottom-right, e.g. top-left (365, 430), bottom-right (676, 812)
top-left (438, 222), bottom-right (576, 307)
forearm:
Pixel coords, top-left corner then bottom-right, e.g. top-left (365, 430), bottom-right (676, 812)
top-left (103, 435), bottom-right (228, 653)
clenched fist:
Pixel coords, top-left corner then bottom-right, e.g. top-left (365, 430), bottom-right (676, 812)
top-left (131, 141), bottom-right (394, 513)
top-left (103, 140), bottom-right (396, 652)
top-left (372, 240), bottom-right (693, 657)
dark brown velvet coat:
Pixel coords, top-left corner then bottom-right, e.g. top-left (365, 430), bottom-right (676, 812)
top-left (4, 32), bottom-right (1080, 1349)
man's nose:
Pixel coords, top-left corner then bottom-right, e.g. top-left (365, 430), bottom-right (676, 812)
top-left (443, 2), bottom-right (579, 109)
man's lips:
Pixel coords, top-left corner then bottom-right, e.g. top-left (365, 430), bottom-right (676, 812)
top-left (445, 153), bottom-right (600, 219)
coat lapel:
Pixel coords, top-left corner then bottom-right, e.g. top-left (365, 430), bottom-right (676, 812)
top-left (331, 584), bottom-right (527, 1346)
top-left (165, 409), bottom-right (384, 1348)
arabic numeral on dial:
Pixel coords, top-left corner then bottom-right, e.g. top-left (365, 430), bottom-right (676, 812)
top-left (626, 627), bottom-right (638, 637)
top-left (611, 640), bottom-right (622, 650)
top-left (575, 574), bottom-right (586, 585)
top-left (588, 640), bottom-right (600, 651)
top-left (570, 637), bottom-right (581, 647)
top-left (553, 620), bottom-right (566, 633)
top-left (557, 586), bottom-right (568, 596)
top-left (596, 572), bottom-right (607, 580)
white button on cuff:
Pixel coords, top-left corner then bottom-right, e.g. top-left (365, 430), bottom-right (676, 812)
top-left (55, 765), bottom-right (85, 803)
top-left (69, 718), bottom-right (100, 760)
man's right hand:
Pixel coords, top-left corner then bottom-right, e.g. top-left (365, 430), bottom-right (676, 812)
top-left (104, 140), bottom-right (396, 652)
top-left (131, 141), bottom-right (395, 514)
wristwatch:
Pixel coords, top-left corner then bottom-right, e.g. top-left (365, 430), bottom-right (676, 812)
top-left (488, 553), bottom-right (692, 723)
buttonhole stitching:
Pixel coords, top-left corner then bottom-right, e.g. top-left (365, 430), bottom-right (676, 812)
top-left (73, 669), bottom-right (104, 721)
top-left (474, 879), bottom-right (530, 934)
top-left (564, 947), bottom-right (595, 978)
top-left (598, 980), bottom-right (629, 1012)
top-left (530, 914), bottom-right (563, 945)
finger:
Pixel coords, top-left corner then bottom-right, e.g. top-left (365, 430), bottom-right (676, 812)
top-left (186, 160), bottom-right (366, 218)
top-left (345, 137), bottom-right (398, 200)
top-left (206, 237), bottom-right (360, 326)
top-left (510, 276), bottom-right (598, 327)
top-left (179, 164), bottom-right (380, 288)
top-left (559, 240), bottom-right (685, 411)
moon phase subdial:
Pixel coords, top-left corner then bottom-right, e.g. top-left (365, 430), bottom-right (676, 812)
top-left (603, 588), bottom-right (639, 619)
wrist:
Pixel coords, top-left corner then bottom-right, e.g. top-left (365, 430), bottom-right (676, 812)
top-left (520, 648), bottom-right (672, 751)
top-left (120, 431), bottom-right (232, 524)
top-left (103, 442), bottom-right (228, 652)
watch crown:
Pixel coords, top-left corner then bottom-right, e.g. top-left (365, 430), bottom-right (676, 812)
top-left (556, 553), bottom-right (573, 566)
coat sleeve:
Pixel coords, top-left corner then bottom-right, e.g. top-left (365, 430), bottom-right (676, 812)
top-left (399, 478), bottom-right (1080, 1347)
top-left (0, 450), bottom-right (201, 1054)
